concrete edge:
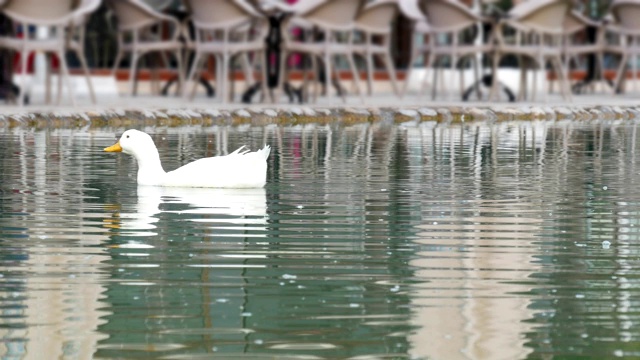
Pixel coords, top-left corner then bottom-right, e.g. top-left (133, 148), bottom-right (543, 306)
top-left (0, 104), bottom-right (639, 128)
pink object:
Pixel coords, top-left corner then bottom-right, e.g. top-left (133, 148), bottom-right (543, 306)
top-left (287, 0), bottom-right (302, 67)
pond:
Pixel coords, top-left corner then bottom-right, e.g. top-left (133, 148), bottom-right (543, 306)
top-left (0, 120), bottom-right (640, 359)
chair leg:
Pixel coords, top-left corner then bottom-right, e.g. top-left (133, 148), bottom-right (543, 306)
top-left (58, 50), bottom-right (75, 106)
top-left (324, 52), bottom-right (334, 100)
top-left (18, 49), bottom-right (28, 107)
top-left (472, 55), bottom-right (482, 100)
top-left (488, 53), bottom-right (501, 101)
top-left (346, 52), bottom-right (363, 102)
top-left (174, 49), bottom-right (184, 96)
top-left (311, 54), bottom-right (319, 103)
top-left (129, 52), bottom-right (140, 96)
top-left (613, 53), bottom-right (628, 93)
top-left (380, 52), bottom-right (399, 97)
top-left (301, 53), bottom-right (312, 102)
top-left (240, 52), bottom-right (254, 87)
top-left (517, 56), bottom-right (527, 101)
top-left (554, 55), bottom-right (572, 102)
top-left (402, 49), bottom-right (418, 98)
top-left (258, 50), bottom-right (270, 103)
top-left (186, 52), bottom-right (203, 100)
top-left (634, 53), bottom-right (639, 93)
top-left (76, 49), bottom-right (96, 104)
top-left (221, 53), bottom-right (230, 104)
top-left (365, 52), bottom-right (374, 96)
top-left (111, 49), bottom-right (123, 77)
top-left (431, 56), bottom-right (440, 100)
top-left (46, 54), bottom-right (52, 104)
top-left (273, 50), bottom-right (288, 103)
top-left (55, 54), bottom-right (63, 105)
top-left (457, 56), bottom-right (466, 100)
top-left (530, 58), bottom-right (538, 102)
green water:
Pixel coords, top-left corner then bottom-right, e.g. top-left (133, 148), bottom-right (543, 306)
top-left (0, 121), bottom-right (639, 359)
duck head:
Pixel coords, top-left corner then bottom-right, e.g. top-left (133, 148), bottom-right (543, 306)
top-left (104, 129), bottom-right (165, 185)
top-left (104, 129), bottom-right (158, 158)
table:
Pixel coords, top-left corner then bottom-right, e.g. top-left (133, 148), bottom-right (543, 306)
top-left (159, 4), bottom-right (216, 98)
top-left (241, 0), bottom-right (343, 104)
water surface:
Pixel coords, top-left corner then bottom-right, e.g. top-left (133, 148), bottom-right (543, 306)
top-left (1, 121), bottom-right (640, 359)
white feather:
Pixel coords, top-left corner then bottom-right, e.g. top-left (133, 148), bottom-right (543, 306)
top-left (107, 129), bottom-right (270, 188)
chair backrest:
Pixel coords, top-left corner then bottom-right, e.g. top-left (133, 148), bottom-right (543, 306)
top-left (611, 0), bottom-right (640, 31)
top-left (303, 0), bottom-right (367, 31)
top-left (508, 0), bottom-right (572, 34)
top-left (398, 0), bottom-right (426, 22)
top-left (420, 0), bottom-right (480, 33)
top-left (185, 0), bottom-right (258, 30)
top-left (72, 0), bottom-right (102, 25)
top-left (143, 0), bottom-right (174, 11)
top-left (3, 0), bottom-right (75, 24)
top-left (564, 10), bottom-right (588, 34)
top-left (355, 0), bottom-right (398, 34)
top-left (105, 0), bottom-right (163, 31)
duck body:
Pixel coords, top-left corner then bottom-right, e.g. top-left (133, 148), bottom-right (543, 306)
top-left (105, 129), bottom-right (270, 188)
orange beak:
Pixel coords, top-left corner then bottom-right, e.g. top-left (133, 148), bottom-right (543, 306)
top-left (104, 141), bottom-right (122, 152)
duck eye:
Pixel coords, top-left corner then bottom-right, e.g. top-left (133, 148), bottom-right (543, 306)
top-left (126, 135), bottom-right (130, 139)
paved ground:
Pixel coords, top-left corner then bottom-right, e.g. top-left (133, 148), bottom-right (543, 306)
top-left (0, 72), bottom-right (639, 125)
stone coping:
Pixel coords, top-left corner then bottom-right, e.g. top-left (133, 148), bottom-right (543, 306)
top-left (0, 105), bottom-right (639, 128)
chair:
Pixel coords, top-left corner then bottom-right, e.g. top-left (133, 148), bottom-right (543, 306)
top-left (560, 9), bottom-right (606, 94)
top-left (106, 0), bottom-right (184, 96)
top-left (418, 0), bottom-right (494, 100)
top-left (489, 0), bottom-right (573, 102)
top-left (183, 0), bottom-right (267, 103)
top-left (0, 0), bottom-right (100, 106)
top-left (142, 0), bottom-right (175, 11)
top-left (605, 0), bottom-right (640, 94)
top-left (352, 0), bottom-right (400, 97)
top-left (279, 0), bottom-right (366, 103)
top-left (65, 0), bottom-right (102, 104)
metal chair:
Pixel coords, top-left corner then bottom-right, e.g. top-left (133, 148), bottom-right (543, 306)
top-left (352, 0), bottom-right (400, 97)
top-left (605, 0), bottom-right (640, 94)
top-left (489, 0), bottom-right (573, 102)
top-left (0, 0), bottom-right (100, 106)
top-left (183, 0), bottom-right (267, 103)
top-left (279, 0), bottom-right (366, 103)
top-left (560, 9), bottom-right (606, 94)
top-left (106, 0), bottom-right (184, 96)
top-left (418, 0), bottom-right (493, 101)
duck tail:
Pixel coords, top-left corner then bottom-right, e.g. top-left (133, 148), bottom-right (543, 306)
top-left (231, 145), bottom-right (249, 155)
top-left (260, 145), bottom-right (271, 160)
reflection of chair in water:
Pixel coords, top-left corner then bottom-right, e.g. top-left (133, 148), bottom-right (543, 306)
top-left (122, 186), bottom-right (268, 236)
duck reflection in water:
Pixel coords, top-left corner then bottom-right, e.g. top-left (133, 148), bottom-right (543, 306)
top-left (114, 186), bottom-right (268, 237)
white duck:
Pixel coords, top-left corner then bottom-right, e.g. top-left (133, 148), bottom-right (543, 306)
top-left (104, 129), bottom-right (270, 188)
